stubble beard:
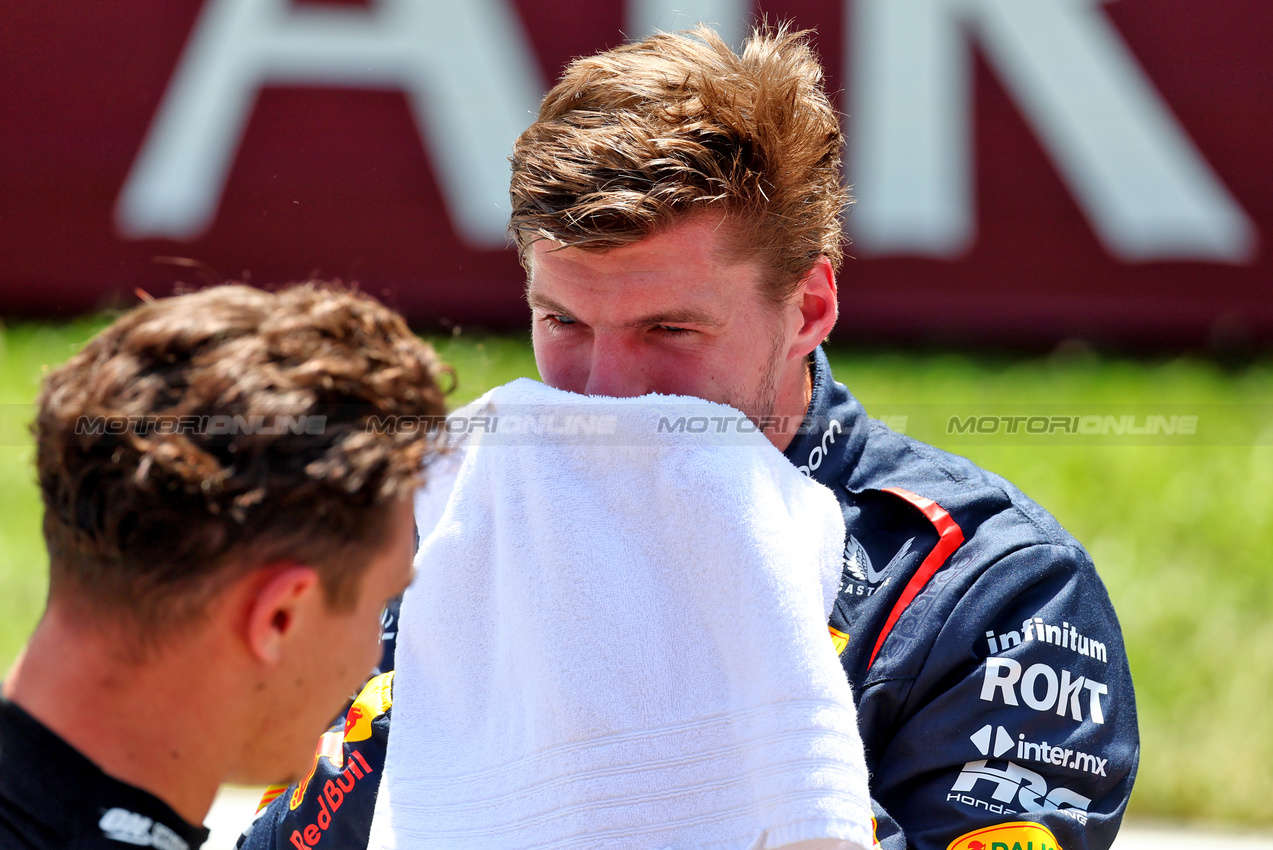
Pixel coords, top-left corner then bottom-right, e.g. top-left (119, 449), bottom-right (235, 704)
top-left (723, 329), bottom-right (787, 438)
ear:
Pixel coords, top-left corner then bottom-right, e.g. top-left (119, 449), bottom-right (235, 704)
top-left (243, 564), bottom-right (322, 666)
top-left (787, 256), bottom-right (839, 360)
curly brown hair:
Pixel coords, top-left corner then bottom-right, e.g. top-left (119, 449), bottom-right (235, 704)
top-left (35, 283), bottom-right (448, 644)
top-left (509, 23), bottom-right (849, 302)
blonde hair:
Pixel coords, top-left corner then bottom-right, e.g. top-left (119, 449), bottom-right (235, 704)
top-left (509, 23), bottom-right (849, 302)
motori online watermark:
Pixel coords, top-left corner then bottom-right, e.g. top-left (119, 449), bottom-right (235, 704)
top-left (877, 403), bottom-right (1272, 445)
top-left (946, 413), bottom-right (1197, 437)
top-left (72, 414), bottom-right (326, 437)
top-left (366, 411), bottom-right (817, 439)
top-left (0, 404), bottom-right (1267, 447)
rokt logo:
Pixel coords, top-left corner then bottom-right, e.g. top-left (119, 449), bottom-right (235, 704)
top-left (972, 724), bottom-right (1108, 777)
top-left (980, 658), bottom-right (1108, 724)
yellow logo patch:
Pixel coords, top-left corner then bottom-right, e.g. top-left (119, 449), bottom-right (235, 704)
top-left (947, 821), bottom-right (1064, 850)
top-left (829, 626), bottom-right (850, 655)
top-left (288, 671), bottom-right (396, 810)
top-left (344, 671), bottom-right (394, 743)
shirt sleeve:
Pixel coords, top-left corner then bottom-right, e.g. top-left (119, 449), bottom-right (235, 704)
top-left (236, 673), bottom-right (393, 850)
top-left (860, 543), bottom-right (1139, 850)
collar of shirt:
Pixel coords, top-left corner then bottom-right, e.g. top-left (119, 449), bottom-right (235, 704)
top-left (0, 692), bottom-right (209, 850)
top-left (782, 346), bottom-right (869, 486)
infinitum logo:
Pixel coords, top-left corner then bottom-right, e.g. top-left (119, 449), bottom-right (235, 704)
top-left (972, 724), bottom-right (1108, 777)
top-left (985, 617), bottom-right (1107, 663)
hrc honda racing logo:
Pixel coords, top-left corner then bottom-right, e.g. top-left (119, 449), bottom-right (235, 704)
top-left (947, 721), bottom-right (1098, 824)
top-left (948, 759), bottom-right (1092, 825)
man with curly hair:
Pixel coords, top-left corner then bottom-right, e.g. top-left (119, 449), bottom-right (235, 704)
top-left (0, 284), bottom-right (448, 849)
top-left (245, 24), bottom-right (1137, 850)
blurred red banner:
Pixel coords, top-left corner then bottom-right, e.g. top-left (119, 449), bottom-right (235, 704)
top-left (1, 0), bottom-right (1269, 349)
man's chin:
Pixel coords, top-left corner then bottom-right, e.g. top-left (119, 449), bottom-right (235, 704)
top-left (224, 735), bottom-right (334, 788)
top-left (223, 764), bottom-right (303, 788)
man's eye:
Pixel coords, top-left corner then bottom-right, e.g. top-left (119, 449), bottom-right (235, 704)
top-left (542, 314), bottom-right (577, 328)
top-left (656, 325), bottom-right (692, 335)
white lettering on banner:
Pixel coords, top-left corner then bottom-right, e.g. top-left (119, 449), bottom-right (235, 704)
top-left (949, 760), bottom-right (1091, 823)
top-left (848, 0), bottom-right (1257, 263)
top-left (115, 0), bottom-right (543, 248)
top-left (980, 657), bottom-right (1108, 723)
top-left (626, 0), bottom-right (749, 47)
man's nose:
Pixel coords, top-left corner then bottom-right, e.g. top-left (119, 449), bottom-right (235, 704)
top-left (584, 334), bottom-right (650, 398)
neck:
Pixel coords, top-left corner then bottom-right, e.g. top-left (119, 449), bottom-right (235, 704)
top-left (4, 603), bottom-right (244, 826)
top-left (766, 354), bottom-right (815, 452)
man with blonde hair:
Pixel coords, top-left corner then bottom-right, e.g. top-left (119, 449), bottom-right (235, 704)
top-left (1, 284), bottom-right (448, 848)
top-left (244, 25), bottom-right (1137, 850)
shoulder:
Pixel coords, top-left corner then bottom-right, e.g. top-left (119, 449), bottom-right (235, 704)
top-left (831, 419), bottom-right (1118, 689)
top-left (238, 673), bottom-right (394, 850)
top-left (851, 419), bottom-right (1088, 566)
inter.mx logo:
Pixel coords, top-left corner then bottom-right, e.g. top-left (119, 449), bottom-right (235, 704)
top-left (972, 724), bottom-right (1109, 777)
top-left (949, 724), bottom-right (1095, 824)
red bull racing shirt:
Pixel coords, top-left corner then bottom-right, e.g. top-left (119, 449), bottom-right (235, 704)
top-left (238, 347), bottom-right (1139, 850)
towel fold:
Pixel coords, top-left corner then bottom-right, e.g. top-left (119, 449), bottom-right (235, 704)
top-left (369, 379), bottom-right (872, 850)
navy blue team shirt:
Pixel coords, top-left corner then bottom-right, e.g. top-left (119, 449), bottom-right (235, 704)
top-left (240, 348), bottom-right (1138, 850)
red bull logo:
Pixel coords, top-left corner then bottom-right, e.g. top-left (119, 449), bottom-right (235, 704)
top-left (344, 672), bottom-right (393, 744)
top-left (289, 727), bottom-right (345, 811)
top-left (343, 706), bottom-right (364, 738)
top-left (288, 673), bottom-right (393, 812)
top-left (288, 749), bottom-right (375, 849)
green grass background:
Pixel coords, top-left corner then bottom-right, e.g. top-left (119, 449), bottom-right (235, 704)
top-left (2, 320), bottom-right (1271, 827)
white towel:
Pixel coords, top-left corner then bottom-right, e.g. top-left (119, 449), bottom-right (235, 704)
top-left (369, 379), bottom-right (872, 850)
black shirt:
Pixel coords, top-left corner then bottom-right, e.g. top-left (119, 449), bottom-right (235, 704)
top-left (0, 692), bottom-right (209, 849)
